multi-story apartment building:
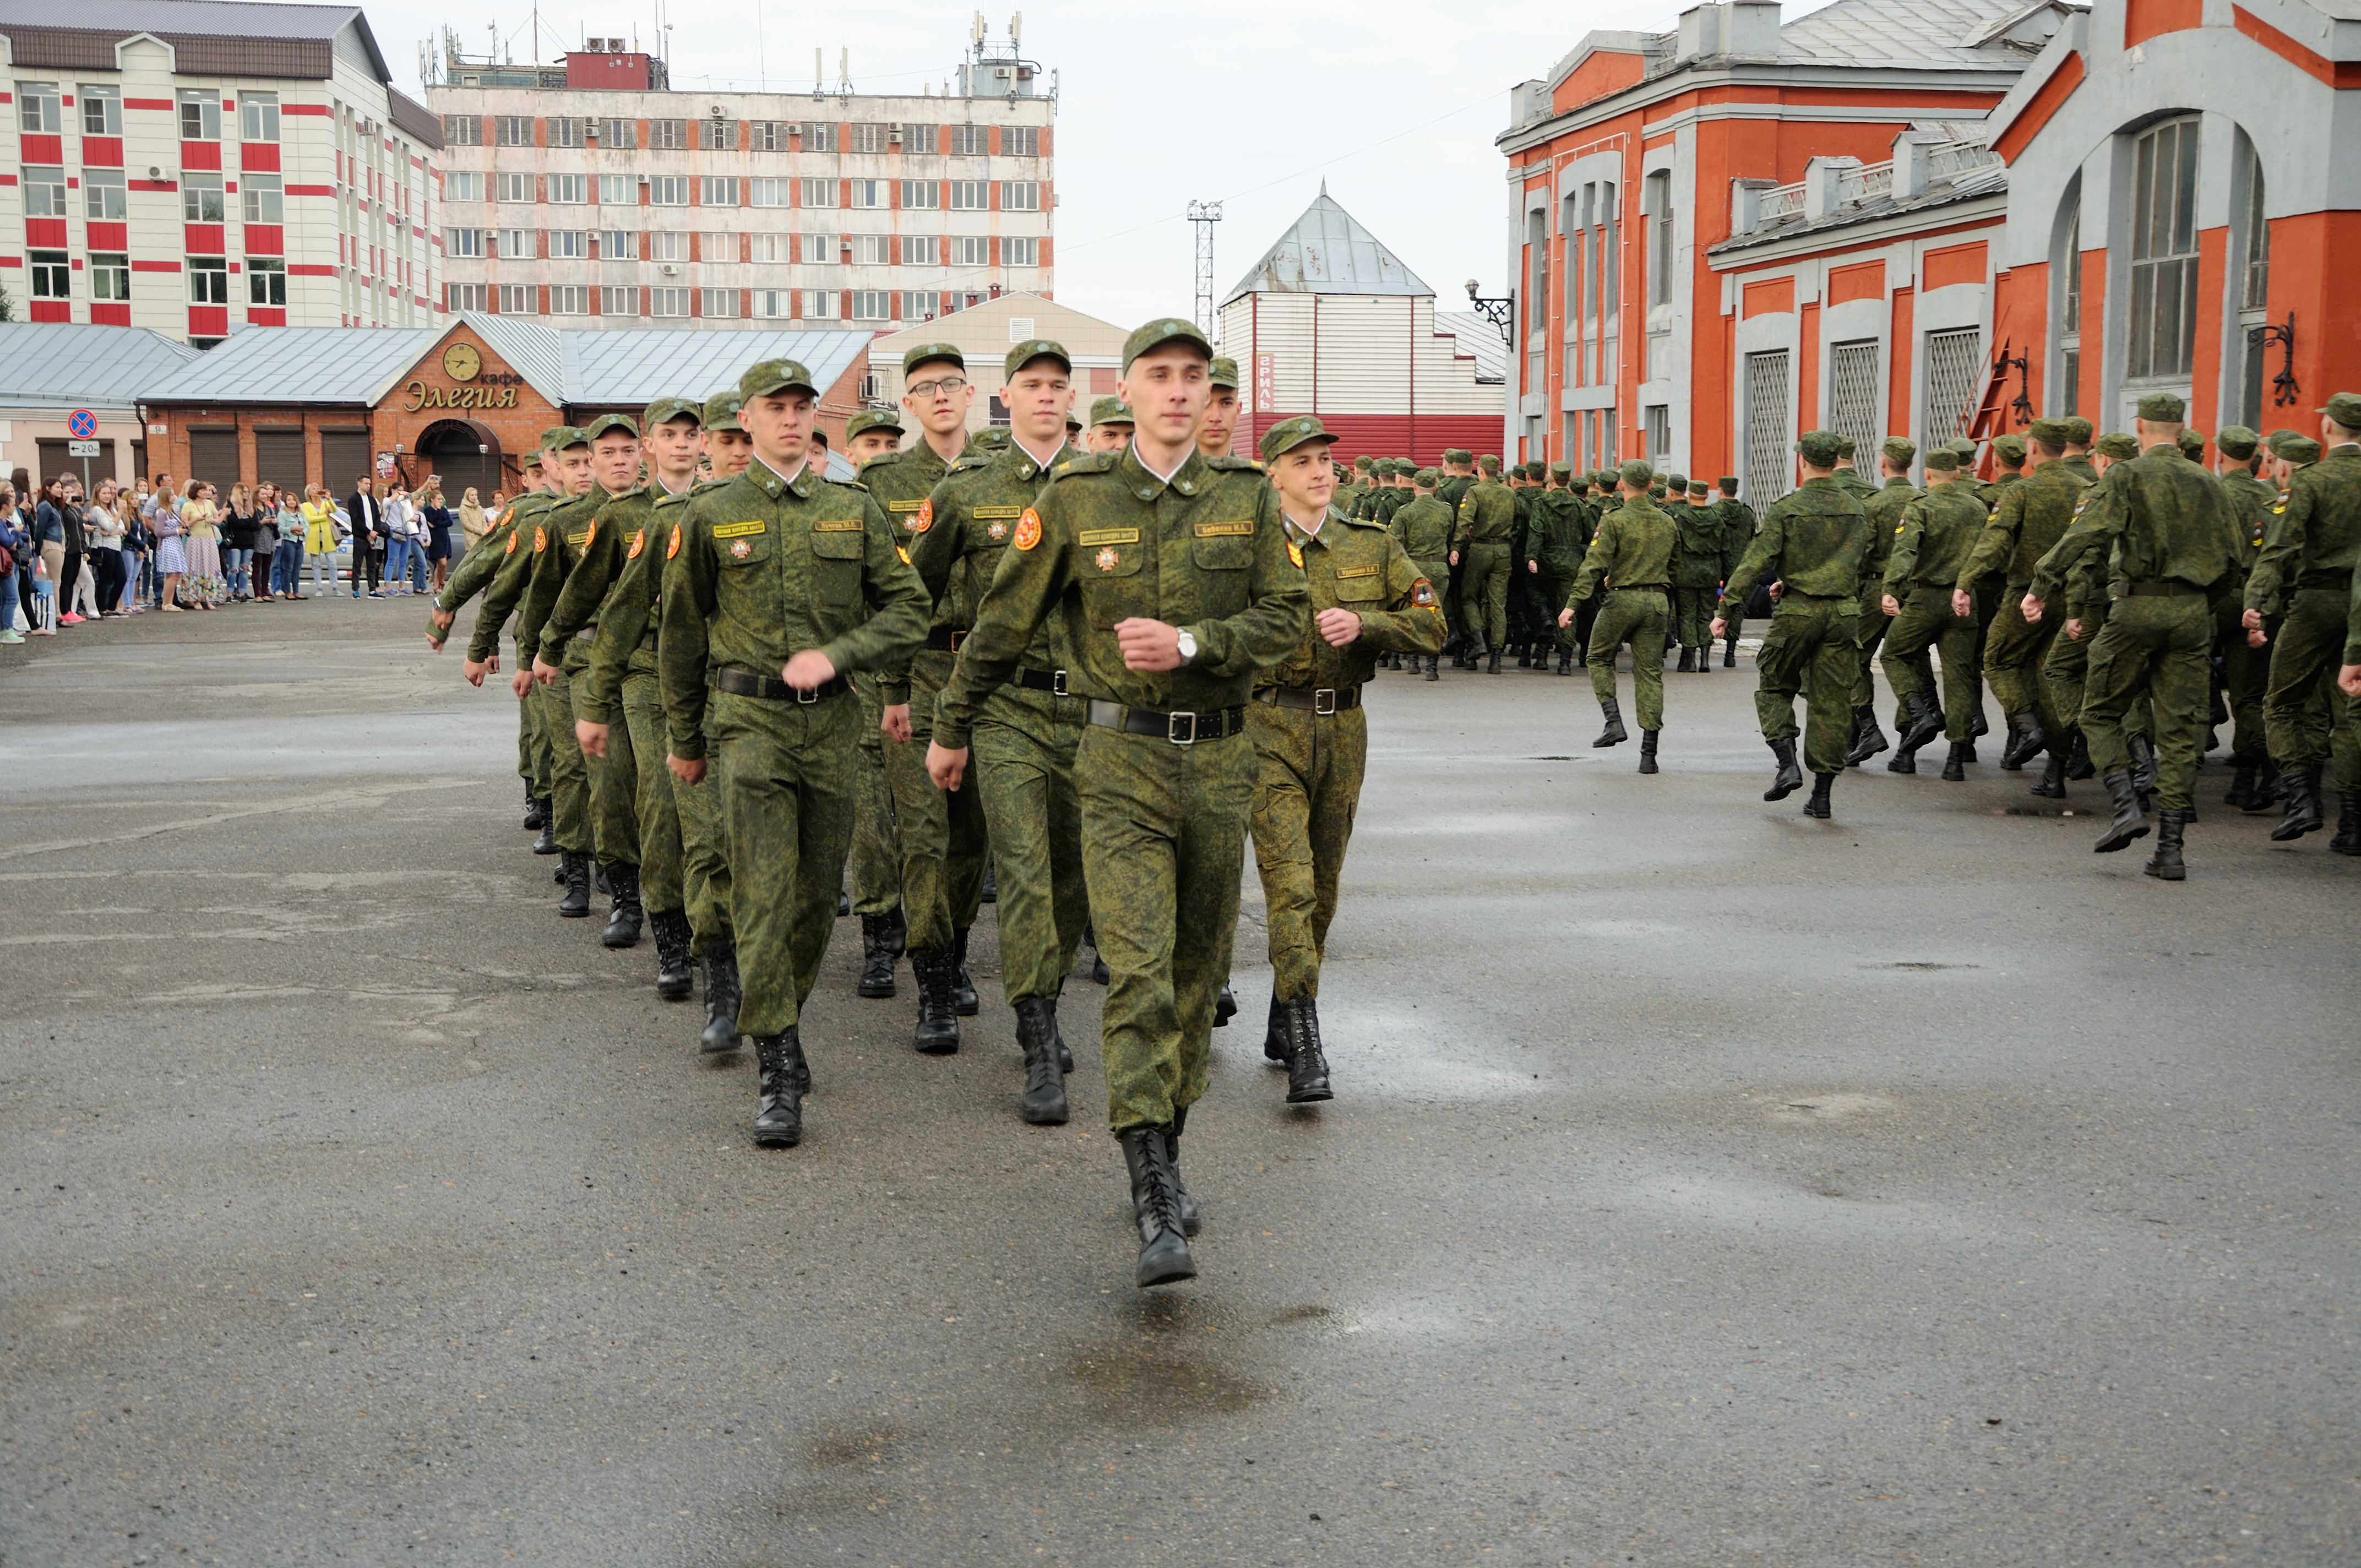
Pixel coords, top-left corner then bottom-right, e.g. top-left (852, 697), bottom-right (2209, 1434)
top-left (425, 28), bottom-right (1056, 331)
top-left (0, 0), bottom-right (443, 346)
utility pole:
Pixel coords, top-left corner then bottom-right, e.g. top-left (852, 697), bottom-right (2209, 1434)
top-left (1187, 200), bottom-right (1222, 345)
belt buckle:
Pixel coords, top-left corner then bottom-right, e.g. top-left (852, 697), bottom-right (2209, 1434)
top-left (1167, 710), bottom-right (1198, 745)
top-left (1313, 687), bottom-right (1337, 716)
top-left (948, 629), bottom-right (966, 651)
top-left (1052, 668), bottom-right (1068, 697)
top-left (796, 681), bottom-right (820, 704)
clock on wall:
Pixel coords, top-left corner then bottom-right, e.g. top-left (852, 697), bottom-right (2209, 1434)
top-left (441, 342), bottom-right (483, 383)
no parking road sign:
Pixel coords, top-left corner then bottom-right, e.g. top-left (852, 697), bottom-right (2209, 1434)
top-left (67, 409), bottom-right (97, 440)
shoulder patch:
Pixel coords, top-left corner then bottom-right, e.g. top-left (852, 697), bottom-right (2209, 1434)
top-left (666, 525), bottom-right (682, 560)
top-left (908, 498), bottom-right (933, 533)
top-left (532, 525), bottom-right (547, 553)
top-left (896, 544), bottom-right (912, 565)
top-left (504, 530), bottom-right (519, 555)
top-left (1412, 578), bottom-right (1438, 608)
top-left (584, 519), bottom-right (596, 547)
top-left (1013, 508), bottom-right (1042, 551)
top-left (627, 529), bottom-right (645, 560)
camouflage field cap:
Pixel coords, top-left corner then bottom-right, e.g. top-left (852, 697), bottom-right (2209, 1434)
top-left (2093, 432), bottom-right (2140, 460)
top-left (741, 358), bottom-right (819, 400)
top-left (2134, 391), bottom-right (2185, 423)
top-left (1259, 414), bottom-right (1340, 464)
top-left (901, 342), bottom-right (965, 377)
top-left (1688, 481), bottom-right (1711, 496)
top-left (1880, 437), bottom-right (1917, 466)
top-left (1549, 461), bottom-right (1573, 477)
top-left (2062, 416), bottom-right (2095, 446)
top-left (1088, 395), bottom-right (1135, 428)
top-left (1664, 472), bottom-right (1687, 492)
top-left (1947, 437), bottom-right (1979, 459)
top-left (1120, 317), bottom-right (1212, 370)
top-left (971, 427), bottom-right (1011, 451)
top-left (2215, 424), bottom-right (2261, 459)
top-left (644, 396), bottom-right (703, 429)
top-left (1413, 467), bottom-right (1441, 487)
top-left (1617, 459), bottom-right (1654, 488)
top-left (519, 447), bottom-right (543, 469)
top-left (2271, 432), bottom-right (2322, 463)
top-left (1064, 411), bottom-right (1085, 431)
top-left (844, 409), bottom-right (904, 442)
top-left (2027, 418), bottom-right (2070, 448)
top-left (2176, 429), bottom-right (2207, 458)
top-left (1209, 356), bottom-right (1240, 389)
top-left (1004, 339), bottom-right (1071, 380)
top-left (547, 426), bottom-right (591, 451)
top-left (1718, 476), bottom-right (1739, 493)
top-left (1924, 449), bottom-right (1962, 472)
top-left (582, 413), bottom-right (640, 443)
top-left (2320, 391), bottom-right (2361, 428)
top-left (1797, 430), bottom-right (1845, 467)
top-left (1834, 434), bottom-right (1858, 459)
top-left (701, 391), bottom-right (746, 433)
top-left (1443, 448), bottom-right (1472, 465)
top-left (1990, 433), bottom-right (2028, 463)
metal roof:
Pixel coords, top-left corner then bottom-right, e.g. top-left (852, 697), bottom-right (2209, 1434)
top-left (139, 324), bottom-right (443, 406)
top-left (1775, 0), bottom-right (2071, 69)
top-left (560, 328), bottom-right (873, 407)
top-left (1223, 193), bottom-right (1433, 306)
top-left (0, 323), bottom-right (201, 411)
top-left (0, 0), bottom-right (391, 81)
top-left (1430, 313), bottom-right (1509, 386)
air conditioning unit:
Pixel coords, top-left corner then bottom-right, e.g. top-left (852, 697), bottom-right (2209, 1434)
top-left (638, 173), bottom-right (651, 184)
top-left (888, 124), bottom-right (902, 143)
top-left (660, 263), bottom-right (678, 275)
top-left (711, 105), bottom-right (727, 118)
top-left (583, 120), bottom-right (599, 139)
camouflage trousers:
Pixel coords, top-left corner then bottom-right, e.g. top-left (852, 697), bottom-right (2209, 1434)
top-left (2047, 606), bottom-right (2149, 744)
top-left (1755, 596), bottom-right (1862, 776)
top-left (619, 667), bottom-right (684, 915)
top-left (851, 680), bottom-right (902, 918)
top-left (2082, 593), bottom-right (2210, 812)
top-left (2262, 586), bottom-right (2361, 776)
top-left (1248, 700), bottom-right (1366, 1002)
top-left (1411, 558), bottom-right (1452, 645)
top-left (2215, 603), bottom-right (2270, 763)
top-left (708, 688), bottom-right (857, 1037)
top-left (971, 683), bottom-right (1089, 1005)
top-left (1982, 589), bottom-right (2065, 742)
top-left (1585, 589), bottom-right (1668, 731)
top-left (1880, 585), bottom-right (1979, 743)
top-left (564, 641), bottom-right (641, 869)
top-left (524, 687), bottom-right (554, 798)
top-left (1458, 541), bottom-right (1511, 648)
top-left (884, 651), bottom-right (989, 954)
top-left (1533, 565), bottom-right (1581, 646)
top-left (1850, 607), bottom-right (1891, 715)
top-left (1672, 583), bottom-right (1719, 650)
top-left (532, 668), bottom-right (593, 856)
top-left (516, 694), bottom-right (537, 787)
top-left (1077, 725), bottom-right (1255, 1135)
top-left (673, 758), bottom-right (734, 956)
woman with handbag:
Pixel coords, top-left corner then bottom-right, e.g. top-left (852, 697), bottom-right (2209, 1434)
top-left (154, 482), bottom-right (189, 611)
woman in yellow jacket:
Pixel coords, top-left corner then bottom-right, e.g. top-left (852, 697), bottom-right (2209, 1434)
top-left (300, 484), bottom-right (342, 598)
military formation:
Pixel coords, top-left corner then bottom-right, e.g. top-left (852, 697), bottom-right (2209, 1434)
top-left (427, 320), bottom-right (1447, 1292)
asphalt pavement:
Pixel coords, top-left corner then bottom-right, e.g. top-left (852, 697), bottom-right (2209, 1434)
top-left (3, 598), bottom-right (2354, 1568)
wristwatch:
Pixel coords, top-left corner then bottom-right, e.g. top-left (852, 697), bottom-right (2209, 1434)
top-left (1175, 627), bottom-right (1198, 664)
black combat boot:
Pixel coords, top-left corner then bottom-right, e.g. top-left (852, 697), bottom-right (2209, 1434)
top-left (699, 943), bottom-right (742, 1053)
top-left (1557, 646), bottom-right (1574, 675)
top-left (1277, 997), bottom-right (1334, 1103)
top-left (1082, 919), bottom-right (1110, 985)
top-left (951, 927), bottom-right (980, 1016)
top-left (1119, 1128), bottom-right (1196, 1288)
top-left (1165, 1104), bottom-right (1200, 1237)
top-left (1013, 997), bottom-right (1069, 1125)
top-left (1764, 737), bottom-right (1804, 801)
top-left (532, 814), bottom-right (559, 855)
top-left (1638, 730), bottom-right (1660, 774)
top-left (1844, 706), bottom-right (1890, 767)
top-left (2270, 762), bottom-right (2324, 841)
top-left (1723, 629), bottom-right (1740, 667)
top-left (1592, 696), bottom-right (1629, 748)
top-left (910, 948), bottom-right (960, 1054)
top-left (1486, 649), bottom-right (1503, 674)
top-left (1516, 644), bottom-right (1533, 668)
top-left (650, 908), bottom-right (695, 1000)
top-left (1214, 984), bottom-right (1237, 1027)
top-left (2144, 809), bottom-right (2188, 881)
top-left (1803, 772), bottom-right (1835, 819)
top-left (2065, 731), bottom-right (2095, 780)
top-left (2223, 758), bottom-right (2256, 808)
top-left (1424, 654), bottom-right (1440, 682)
top-left (1262, 994), bottom-right (1287, 1065)
top-left (2093, 767), bottom-right (2151, 853)
top-left (856, 913), bottom-right (899, 998)
top-left (2332, 793), bottom-right (2361, 856)
top-left (1890, 692), bottom-right (1943, 770)
top-left (1677, 647), bottom-right (1696, 673)
top-left (523, 787), bottom-right (546, 830)
top-left (2001, 709), bottom-right (2046, 770)
top-left (2030, 753), bottom-right (2068, 799)
top-left (557, 851), bottom-right (593, 918)
top-left (1941, 741), bottom-right (1970, 782)
top-left (601, 862), bottom-right (644, 949)
top-left (750, 1031), bottom-right (804, 1148)
top-left (2129, 734), bottom-right (2158, 807)
top-left (1969, 707), bottom-right (1989, 742)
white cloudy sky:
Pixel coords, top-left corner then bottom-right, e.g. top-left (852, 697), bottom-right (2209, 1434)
top-left (371, 0), bottom-right (1835, 330)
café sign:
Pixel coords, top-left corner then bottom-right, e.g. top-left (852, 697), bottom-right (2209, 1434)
top-left (402, 341), bottom-right (528, 412)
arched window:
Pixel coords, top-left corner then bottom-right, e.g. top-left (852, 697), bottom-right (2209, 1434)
top-left (2235, 133), bottom-right (2271, 428)
top-left (2051, 175), bottom-right (2083, 417)
top-left (2126, 116), bottom-right (2200, 382)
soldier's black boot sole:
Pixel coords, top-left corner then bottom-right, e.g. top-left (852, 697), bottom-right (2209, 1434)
top-left (911, 949), bottom-right (960, 1054)
top-left (2144, 810), bottom-right (2188, 880)
top-left (1593, 696), bottom-right (1628, 748)
top-left (650, 908), bottom-right (695, 1000)
top-left (1214, 984), bottom-right (1237, 1027)
top-left (1803, 773), bottom-right (1835, 819)
top-left (1120, 1129), bottom-right (1197, 1288)
top-left (2001, 710), bottom-right (2046, 769)
top-left (750, 1032), bottom-right (804, 1148)
top-left (2094, 768), bottom-right (2151, 853)
top-left (1638, 731), bottom-right (1660, 774)
top-left (1280, 998), bottom-right (1334, 1104)
top-left (557, 852), bottom-right (592, 918)
top-left (1843, 706), bottom-right (1889, 767)
top-left (1764, 738), bottom-right (1803, 801)
top-left (2030, 755), bottom-right (2068, 798)
top-left (1014, 997), bottom-right (1069, 1125)
top-left (699, 944), bottom-right (742, 1054)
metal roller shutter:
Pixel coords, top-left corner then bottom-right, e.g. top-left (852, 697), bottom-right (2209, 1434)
top-left (253, 428), bottom-right (307, 493)
top-left (1744, 350), bottom-right (1792, 509)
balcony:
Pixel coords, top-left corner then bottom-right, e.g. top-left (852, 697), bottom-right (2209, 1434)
top-left (1724, 130), bottom-right (2001, 248)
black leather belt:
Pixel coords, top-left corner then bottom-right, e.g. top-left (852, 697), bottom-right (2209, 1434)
top-left (1260, 684), bottom-right (1362, 714)
top-left (1086, 699), bottom-right (1246, 744)
top-left (923, 628), bottom-right (968, 652)
top-left (1015, 667), bottom-right (1070, 695)
top-left (710, 667), bottom-right (851, 704)
top-left (2125, 581), bottom-right (2205, 597)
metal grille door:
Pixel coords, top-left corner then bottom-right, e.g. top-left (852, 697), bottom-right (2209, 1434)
top-left (1829, 340), bottom-right (1882, 457)
top-left (1744, 350), bottom-right (1792, 507)
top-left (1923, 328), bottom-right (1983, 445)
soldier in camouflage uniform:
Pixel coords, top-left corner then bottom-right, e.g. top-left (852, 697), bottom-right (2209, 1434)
top-left (907, 339), bottom-right (1090, 1125)
top-left (2211, 426), bottom-right (2278, 809)
top-left (1669, 475), bottom-right (1723, 673)
top-left (1959, 418), bottom-right (2087, 798)
top-left (926, 318), bottom-right (1309, 1291)
top-left (1526, 462), bottom-right (1588, 675)
top-left (1879, 449), bottom-right (1988, 780)
top-left (1562, 459), bottom-right (1674, 771)
top-left (1199, 356), bottom-right (1244, 461)
top-left (1715, 431), bottom-right (1873, 818)
top-left (1831, 436), bottom-right (1880, 503)
top-left (1709, 476), bottom-right (1756, 667)
top-left (1394, 469), bottom-right (1455, 681)
top-left (1085, 395), bottom-right (1136, 454)
top-left (842, 409), bottom-right (909, 1000)
top-left (1842, 439), bottom-right (1923, 766)
top-left (1435, 450), bottom-right (1477, 660)
top-left (1450, 454), bottom-right (1516, 670)
top-left (2028, 394), bottom-right (2240, 879)
top-left (660, 357), bottom-right (931, 1149)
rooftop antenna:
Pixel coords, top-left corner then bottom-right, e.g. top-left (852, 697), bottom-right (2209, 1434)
top-left (813, 46), bottom-right (824, 100)
top-left (1188, 200), bottom-right (1223, 345)
top-left (754, 0), bottom-right (765, 90)
top-left (1011, 11), bottom-right (1022, 48)
top-left (837, 47), bottom-right (852, 101)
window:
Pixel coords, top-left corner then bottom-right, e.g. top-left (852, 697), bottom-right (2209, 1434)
top-left (189, 256), bottom-right (229, 306)
top-left (901, 179), bottom-right (939, 209)
top-left (901, 290), bottom-right (937, 322)
top-left (804, 121), bottom-right (838, 151)
top-left (17, 80), bottom-right (61, 133)
top-left (900, 235), bottom-right (935, 266)
top-left (499, 228), bottom-right (535, 258)
top-left (551, 285), bottom-right (589, 314)
top-left (448, 171), bottom-right (485, 202)
top-left (1827, 339), bottom-right (1882, 460)
top-left (1526, 209), bottom-right (1548, 344)
top-left (754, 233), bottom-right (791, 263)
top-left (241, 91), bottom-right (279, 141)
top-left (750, 177), bottom-right (791, 207)
top-left (1000, 181), bottom-right (1040, 211)
top-left (849, 179), bottom-right (885, 208)
top-left (949, 124), bottom-right (988, 156)
top-left (494, 115), bottom-right (533, 147)
top-left (702, 287), bottom-right (737, 318)
top-left (808, 289), bottom-right (837, 318)
top-left (20, 166), bottom-right (67, 218)
top-left (447, 227), bottom-right (487, 258)
top-left (499, 284), bottom-right (537, 314)
top-left (801, 178), bottom-right (836, 208)
top-left (1644, 403), bottom-right (1670, 461)
top-left (701, 176), bottom-right (738, 207)
top-left (600, 285), bottom-right (640, 316)
top-left (30, 251), bottom-right (69, 301)
top-left (182, 89), bottom-right (227, 142)
top-left (496, 172), bottom-right (533, 203)
top-left (549, 173), bottom-right (589, 204)
top-left (851, 122), bottom-right (889, 154)
top-left (550, 230), bottom-right (589, 259)
top-left (600, 229), bottom-right (635, 259)
top-left (1922, 327), bottom-right (1984, 449)
top-left (448, 281), bottom-right (488, 311)
top-left (599, 174), bottom-right (633, 206)
top-left (699, 118), bottom-right (736, 150)
top-left (180, 172), bottom-right (225, 223)
top-left (850, 290), bottom-right (890, 320)
top-left (241, 174), bottom-right (283, 224)
top-left (651, 287), bottom-right (689, 317)
top-left (91, 252), bottom-right (130, 302)
top-left (1004, 126), bottom-right (1040, 157)
top-left (757, 288), bottom-right (791, 318)
top-left (2239, 142), bottom-right (2270, 313)
top-left (248, 255), bottom-right (286, 306)
top-left (649, 176), bottom-right (689, 205)
top-left (599, 117), bottom-right (635, 147)
top-left (648, 118), bottom-right (686, 150)
top-left (1645, 170), bottom-right (1673, 308)
top-left (852, 235), bottom-right (891, 265)
top-left (699, 231), bottom-right (735, 264)
top-left (2126, 117), bottom-right (2200, 382)
top-left (547, 116), bottom-right (582, 148)
top-left (650, 231), bottom-right (685, 262)
top-left (444, 113), bottom-right (483, 145)
top-left (80, 84), bottom-right (122, 135)
top-left (1004, 236), bottom-right (1038, 267)
top-left (754, 121), bottom-right (792, 151)
top-left (1744, 350), bottom-right (1792, 506)
top-left (949, 235), bottom-right (989, 268)
top-left (949, 180), bottom-right (987, 210)
top-left (804, 232), bottom-right (838, 264)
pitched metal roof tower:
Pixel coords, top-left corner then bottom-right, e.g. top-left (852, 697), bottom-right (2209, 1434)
top-left (1222, 193), bottom-right (1433, 307)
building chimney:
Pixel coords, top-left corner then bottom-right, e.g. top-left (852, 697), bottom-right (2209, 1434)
top-left (1730, 177), bottom-right (1778, 234)
top-left (1804, 155), bottom-right (1860, 220)
top-left (1890, 129), bottom-right (1950, 200)
top-left (1727, 0), bottom-right (1782, 57)
top-left (1677, 3), bottom-right (1728, 61)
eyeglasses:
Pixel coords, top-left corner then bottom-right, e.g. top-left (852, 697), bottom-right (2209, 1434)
top-left (907, 375), bottom-right (966, 400)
